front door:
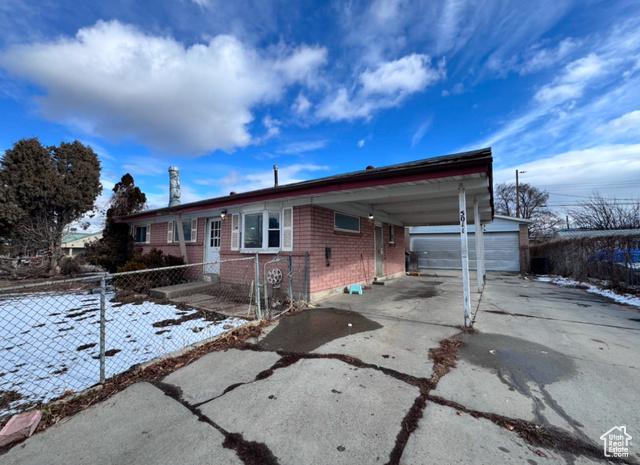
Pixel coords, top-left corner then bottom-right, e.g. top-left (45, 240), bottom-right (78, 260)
top-left (375, 225), bottom-right (383, 277)
top-left (205, 218), bottom-right (221, 274)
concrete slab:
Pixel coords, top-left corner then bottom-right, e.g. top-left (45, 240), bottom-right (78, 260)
top-left (311, 314), bottom-right (460, 379)
top-left (150, 281), bottom-right (216, 299)
top-left (162, 348), bottom-right (281, 405)
top-left (401, 403), bottom-right (602, 465)
top-left (1, 382), bottom-right (241, 465)
top-left (432, 274), bottom-right (640, 458)
top-left (200, 358), bottom-right (419, 465)
top-left (317, 274), bottom-right (480, 328)
top-left (173, 293), bottom-right (254, 319)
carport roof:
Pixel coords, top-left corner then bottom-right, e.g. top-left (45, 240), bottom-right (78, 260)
top-left (119, 148), bottom-right (494, 226)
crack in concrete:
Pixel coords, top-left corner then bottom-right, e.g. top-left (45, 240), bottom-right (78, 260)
top-left (153, 380), bottom-right (280, 465)
top-left (224, 326), bottom-right (628, 465)
top-left (426, 394), bottom-right (637, 465)
top-left (483, 309), bottom-right (640, 331)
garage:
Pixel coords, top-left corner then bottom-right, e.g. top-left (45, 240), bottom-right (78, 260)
top-left (409, 215), bottom-right (532, 272)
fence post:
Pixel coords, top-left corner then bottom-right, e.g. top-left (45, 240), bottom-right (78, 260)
top-left (304, 251), bottom-right (309, 302)
top-left (99, 276), bottom-right (106, 384)
top-left (288, 254), bottom-right (293, 302)
top-left (254, 253), bottom-right (261, 320)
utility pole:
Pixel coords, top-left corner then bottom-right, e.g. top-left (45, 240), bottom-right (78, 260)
top-left (515, 169), bottom-right (520, 218)
top-left (515, 170), bottom-right (526, 218)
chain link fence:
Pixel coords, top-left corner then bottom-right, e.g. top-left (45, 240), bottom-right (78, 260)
top-left (531, 234), bottom-right (640, 291)
top-left (0, 253), bottom-right (309, 420)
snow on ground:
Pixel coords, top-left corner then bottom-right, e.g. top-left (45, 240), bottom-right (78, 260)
top-left (0, 290), bottom-right (244, 416)
top-left (537, 276), bottom-right (640, 308)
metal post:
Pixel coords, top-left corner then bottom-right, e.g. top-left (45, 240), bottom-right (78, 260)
top-left (459, 185), bottom-right (472, 327)
top-left (479, 223), bottom-right (486, 286)
top-left (99, 276), bottom-right (106, 384)
top-left (288, 254), bottom-right (293, 302)
top-left (254, 253), bottom-right (261, 320)
top-left (304, 252), bottom-right (309, 302)
top-left (474, 199), bottom-right (484, 293)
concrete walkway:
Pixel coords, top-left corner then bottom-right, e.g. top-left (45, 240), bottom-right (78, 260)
top-left (2, 272), bottom-right (639, 464)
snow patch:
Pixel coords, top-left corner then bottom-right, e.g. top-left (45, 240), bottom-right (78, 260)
top-left (0, 290), bottom-right (243, 416)
top-left (536, 276), bottom-right (640, 308)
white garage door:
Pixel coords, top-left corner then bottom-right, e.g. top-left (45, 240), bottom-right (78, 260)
top-left (412, 232), bottom-right (520, 272)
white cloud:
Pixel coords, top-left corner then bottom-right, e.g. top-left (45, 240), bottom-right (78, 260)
top-left (369, 0), bottom-right (407, 22)
top-left (360, 54), bottom-right (443, 96)
top-left (200, 164), bottom-right (330, 194)
top-left (252, 115), bottom-right (281, 145)
top-left (518, 38), bottom-right (582, 75)
top-left (357, 139), bottom-right (365, 148)
top-left (291, 93), bottom-right (312, 115)
top-left (317, 54), bottom-right (445, 121)
top-left (273, 45), bottom-right (327, 86)
top-left (493, 144), bottom-right (640, 207)
top-left (0, 20), bottom-right (328, 155)
top-left (411, 117), bottom-right (433, 148)
top-left (534, 54), bottom-right (604, 105)
top-left (597, 110), bottom-right (640, 136)
top-left (276, 140), bottom-right (328, 155)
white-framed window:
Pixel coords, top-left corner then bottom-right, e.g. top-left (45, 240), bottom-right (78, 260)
top-left (334, 212), bottom-right (360, 233)
top-left (167, 219), bottom-right (198, 243)
top-left (132, 224), bottom-right (151, 244)
top-left (389, 225), bottom-right (395, 244)
top-left (235, 208), bottom-right (293, 252)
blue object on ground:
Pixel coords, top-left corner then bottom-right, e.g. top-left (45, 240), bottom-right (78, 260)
top-left (349, 285), bottom-right (363, 295)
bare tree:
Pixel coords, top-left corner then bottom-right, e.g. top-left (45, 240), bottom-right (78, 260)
top-left (567, 193), bottom-right (640, 230)
top-left (494, 182), bottom-right (562, 240)
top-left (495, 182), bottom-right (548, 219)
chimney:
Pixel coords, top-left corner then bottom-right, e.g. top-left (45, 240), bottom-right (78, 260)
top-left (168, 166), bottom-right (181, 207)
top-left (273, 165), bottom-right (279, 187)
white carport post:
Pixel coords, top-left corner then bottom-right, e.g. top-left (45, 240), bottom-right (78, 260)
top-left (474, 198), bottom-right (485, 293)
top-left (459, 184), bottom-right (472, 327)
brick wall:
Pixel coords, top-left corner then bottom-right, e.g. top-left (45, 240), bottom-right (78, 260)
top-left (134, 205), bottom-right (406, 298)
top-left (135, 218), bottom-right (206, 265)
top-left (519, 223), bottom-right (531, 273)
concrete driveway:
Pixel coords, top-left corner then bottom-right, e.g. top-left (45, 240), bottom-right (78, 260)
top-left (2, 272), bottom-right (639, 464)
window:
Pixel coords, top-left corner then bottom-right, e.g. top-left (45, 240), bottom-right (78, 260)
top-left (243, 213), bottom-right (263, 249)
top-left (210, 219), bottom-right (221, 248)
top-left (334, 212), bottom-right (360, 233)
top-left (167, 219), bottom-right (197, 243)
top-left (238, 208), bottom-right (292, 251)
top-left (133, 225), bottom-right (150, 243)
top-left (268, 212), bottom-right (280, 248)
top-left (389, 225), bottom-right (395, 244)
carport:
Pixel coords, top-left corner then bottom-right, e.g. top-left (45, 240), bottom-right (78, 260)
top-left (306, 148), bottom-right (494, 326)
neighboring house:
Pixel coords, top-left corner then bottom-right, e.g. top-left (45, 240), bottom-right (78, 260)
top-left (117, 149), bottom-right (494, 301)
top-left (61, 232), bottom-right (103, 258)
top-left (409, 215), bottom-right (533, 273)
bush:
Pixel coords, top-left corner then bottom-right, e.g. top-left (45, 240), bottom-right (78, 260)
top-left (115, 248), bottom-right (185, 295)
top-left (530, 234), bottom-right (640, 292)
top-left (60, 256), bottom-right (82, 277)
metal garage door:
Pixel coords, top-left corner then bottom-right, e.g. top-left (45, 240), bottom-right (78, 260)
top-left (412, 232), bottom-right (520, 272)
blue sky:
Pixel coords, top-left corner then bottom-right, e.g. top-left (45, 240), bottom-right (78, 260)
top-left (1, 0), bottom-right (639, 230)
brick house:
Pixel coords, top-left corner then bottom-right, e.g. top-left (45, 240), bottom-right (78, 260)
top-left (118, 149), bottom-right (494, 301)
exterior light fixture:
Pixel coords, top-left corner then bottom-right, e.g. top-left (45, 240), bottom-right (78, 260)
top-left (221, 210), bottom-right (227, 219)
top-left (369, 212), bottom-right (374, 219)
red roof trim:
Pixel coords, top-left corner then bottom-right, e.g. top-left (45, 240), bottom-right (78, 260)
top-left (118, 149), bottom-right (492, 222)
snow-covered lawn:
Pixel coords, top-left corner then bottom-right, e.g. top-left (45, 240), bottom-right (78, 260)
top-left (0, 290), bottom-right (244, 417)
top-left (537, 276), bottom-right (640, 308)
